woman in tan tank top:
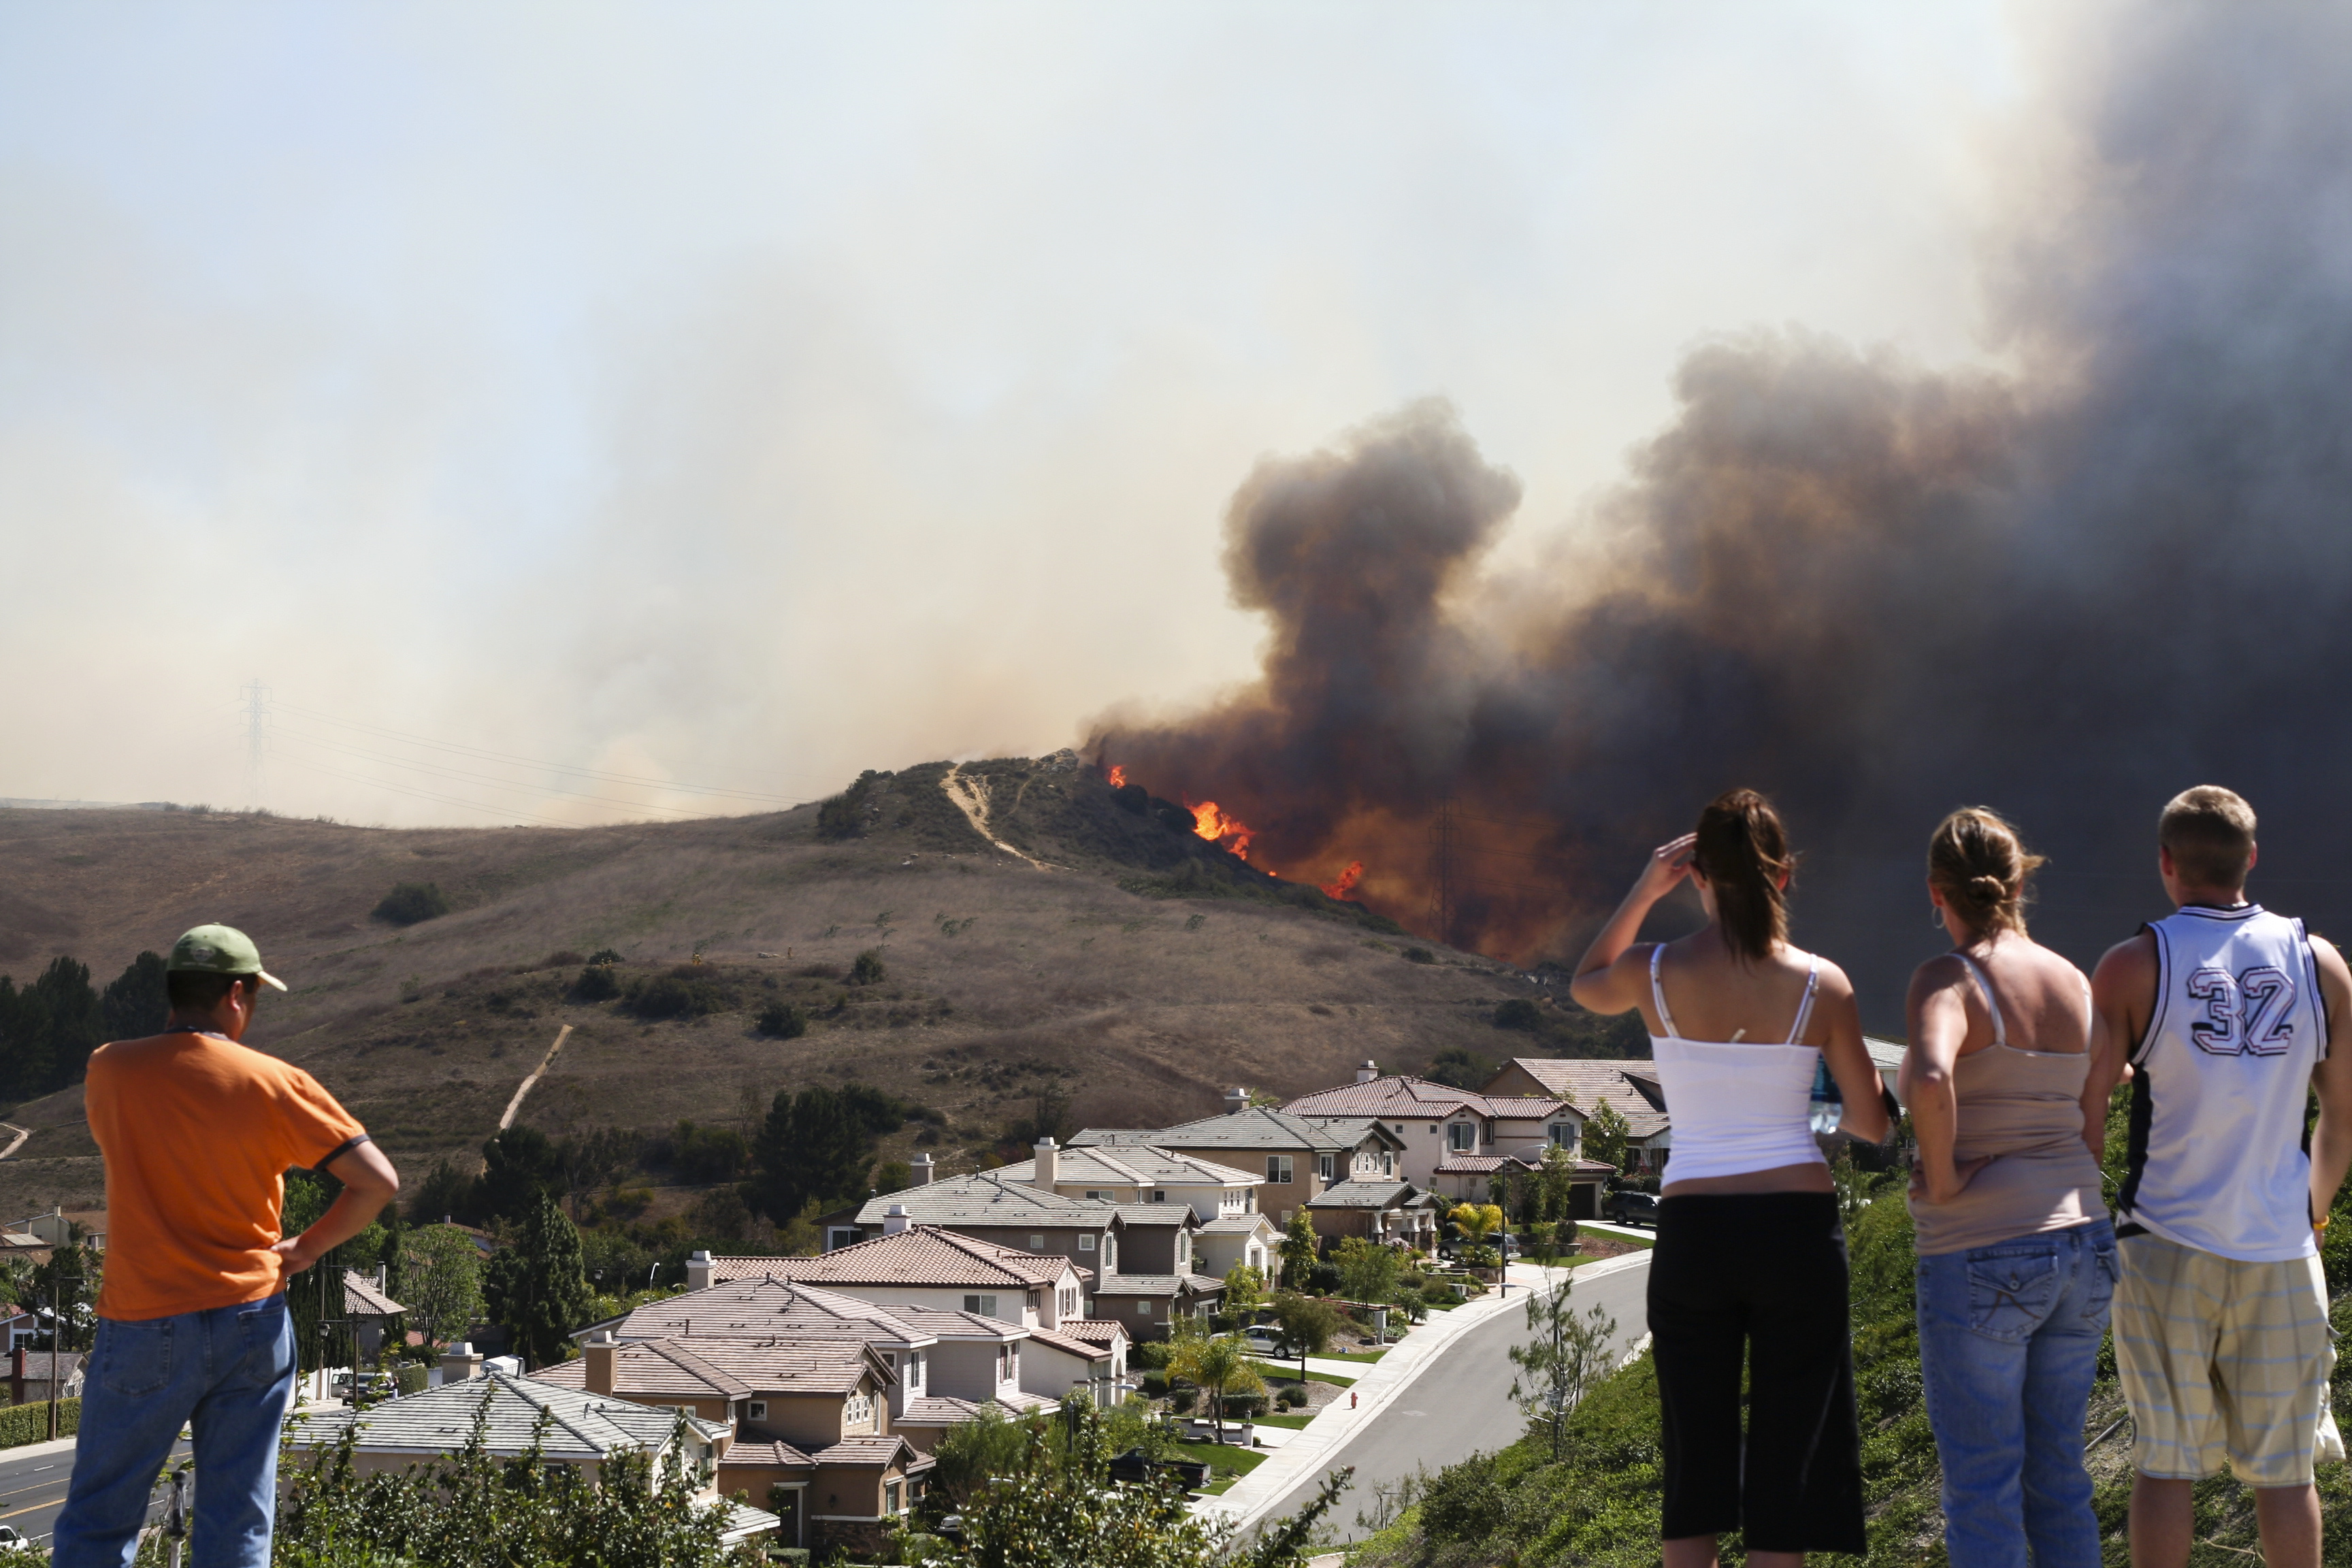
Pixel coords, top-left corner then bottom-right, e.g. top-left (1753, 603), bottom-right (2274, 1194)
top-left (1899, 808), bottom-right (2114, 1568)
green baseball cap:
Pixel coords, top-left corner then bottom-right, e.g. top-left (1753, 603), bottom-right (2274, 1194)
top-left (167, 924), bottom-right (287, 991)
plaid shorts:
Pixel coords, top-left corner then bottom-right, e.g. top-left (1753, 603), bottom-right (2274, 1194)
top-left (2114, 1231), bottom-right (2345, 1484)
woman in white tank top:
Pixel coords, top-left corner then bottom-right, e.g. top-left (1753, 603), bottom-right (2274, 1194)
top-left (1572, 789), bottom-right (1891, 1568)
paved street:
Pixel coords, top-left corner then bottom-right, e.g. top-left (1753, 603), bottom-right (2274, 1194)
top-left (0, 1432), bottom-right (192, 1549)
top-left (1255, 1256), bottom-right (1652, 1541)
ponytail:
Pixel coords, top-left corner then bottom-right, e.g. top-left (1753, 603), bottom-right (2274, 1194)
top-left (1691, 789), bottom-right (1792, 963)
top-left (1928, 806), bottom-right (2044, 937)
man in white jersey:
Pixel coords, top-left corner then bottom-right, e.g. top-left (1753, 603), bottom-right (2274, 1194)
top-left (2089, 786), bottom-right (2352, 1568)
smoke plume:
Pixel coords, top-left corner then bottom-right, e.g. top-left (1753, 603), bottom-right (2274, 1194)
top-left (1090, 4), bottom-right (2352, 1020)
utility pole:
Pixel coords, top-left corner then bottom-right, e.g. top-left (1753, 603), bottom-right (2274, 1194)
top-left (1427, 796), bottom-right (1458, 949)
top-left (240, 679), bottom-right (271, 808)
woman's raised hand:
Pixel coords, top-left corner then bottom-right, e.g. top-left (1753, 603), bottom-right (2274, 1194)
top-left (1633, 833), bottom-right (1697, 901)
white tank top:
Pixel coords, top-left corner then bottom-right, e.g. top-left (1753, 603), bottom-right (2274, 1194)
top-left (2122, 903), bottom-right (2329, 1262)
top-left (1647, 945), bottom-right (1830, 1184)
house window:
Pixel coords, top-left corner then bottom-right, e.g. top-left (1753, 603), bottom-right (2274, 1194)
top-left (1030, 1233), bottom-right (1045, 1250)
top-left (886, 1480), bottom-right (904, 1514)
top-left (1267, 1156), bottom-right (1292, 1184)
top-left (906, 1351), bottom-right (924, 1390)
top-left (1084, 1189), bottom-right (1113, 1200)
top-left (826, 1226), bottom-right (862, 1251)
top-left (1079, 1233), bottom-right (1096, 1252)
top-left (844, 1391), bottom-right (875, 1429)
top-left (747, 1400), bottom-right (768, 1420)
top-left (964, 1294), bottom-right (1000, 1317)
top-left (1318, 1155), bottom-right (1333, 1181)
top-left (1448, 1123), bottom-right (1476, 1153)
top-left (1177, 1235), bottom-right (1190, 1266)
top-left (1137, 1300), bottom-right (1152, 1316)
top-left (1104, 1237), bottom-right (1117, 1271)
top-left (1152, 1190), bottom-right (1166, 1203)
top-left (1382, 1153), bottom-right (1394, 1175)
top-left (1549, 1123), bottom-right (1575, 1147)
top-left (1028, 1292), bottom-right (1041, 1315)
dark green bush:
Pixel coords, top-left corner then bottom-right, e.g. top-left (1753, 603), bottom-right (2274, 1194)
top-left (374, 881), bottom-right (451, 926)
top-left (1402, 946), bottom-right (1435, 964)
top-left (572, 965), bottom-right (621, 1003)
top-left (849, 949), bottom-right (887, 986)
top-left (1133, 1340), bottom-right (1173, 1371)
top-left (626, 975), bottom-right (723, 1020)
top-left (1169, 1388), bottom-right (1196, 1414)
top-left (1112, 783), bottom-right (1149, 815)
top-left (585, 947), bottom-right (623, 965)
top-left (756, 1001), bottom-right (808, 1039)
top-left (0, 1399), bottom-right (78, 1448)
top-left (816, 774), bottom-right (876, 840)
top-left (1492, 998), bottom-right (1544, 1031)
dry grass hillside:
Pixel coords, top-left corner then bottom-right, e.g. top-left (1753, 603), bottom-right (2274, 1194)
top-left (0, 752), bottom-right (1601, 1215)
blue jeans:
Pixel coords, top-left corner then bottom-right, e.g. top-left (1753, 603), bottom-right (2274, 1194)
top-left (1916, 1219), bottom-right (2117, 1568)
top-left (53, 1293), bottom-right (295, 1568)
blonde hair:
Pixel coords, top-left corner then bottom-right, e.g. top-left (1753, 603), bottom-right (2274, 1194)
top-left (1928, 807), bottom-right (2045, 937)
top-left (2158, 785), bottom-right (2256, 889)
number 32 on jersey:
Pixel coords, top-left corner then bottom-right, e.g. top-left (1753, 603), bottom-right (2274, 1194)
top-left (2187, 964), bottom-right (2298, 1056)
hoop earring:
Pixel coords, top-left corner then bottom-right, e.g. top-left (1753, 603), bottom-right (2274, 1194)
top-left (1929, 905), bottom-right (1943, 930)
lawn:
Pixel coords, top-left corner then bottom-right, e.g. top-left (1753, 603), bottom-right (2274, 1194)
top-left (1247, 1360), bottom-right (1356, 1387)
top-left (1250, 1410), bottom-right (1316, 1430)
top-left (1169, 1438), bottom-right (1267, 1495)
top-left (1315, 1347), bottom-right (1389, 1365)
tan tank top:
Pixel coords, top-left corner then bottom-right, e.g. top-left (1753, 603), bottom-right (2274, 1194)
top-left (1908, 954), bottom-right (2109, 1256)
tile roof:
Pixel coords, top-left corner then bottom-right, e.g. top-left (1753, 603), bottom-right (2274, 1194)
top-left (1087, 1273), bottom-right (1224, 1298)
top-left (342, 1271), bottom-right (406, 1317)
top-left (1305, 1181), bottom-right (1423, 1209)
top-left (716, 1501), bottom-right (784, 1545)
top-left (811, 1435), bottom-right (916, 1468)
top-left (727, 1226), bottom-right (1081, 1290)
top-left (723, 1438), bottom-right (816, 1469)
top-left (1073, 1107), bottom-right (1401, 1155)
top-left (287, 1373), bottom-right (725, 1463)
top-left (1195, 1215), bottom-right (1277, 1235)
top-left (536, 1337), bottom-right (888, 1398)
top-left (1282, 1075), bottom-right (1570, 1122)
top-left (10, 1351), bottom-right (82, 1379)
top-left (1023, 1326), bottom-right (1115, 1362)
top-left (601, 1277), bottom-right (928, 1347)
top-left (1486, 1059), bottom-right (1672, 1138)
top-left (992, 1145), bottom-right (1262, 1190)
top-left (847, 1176), bottom-right (1112, 1229)
top-left (1432, 1154), bottom-right (1616, 1177)
top-left (1058, 1319), bottom-right (1132, 1348)
top-left (896, 1394), bottom-right (999, 1427)
top-left (529, 1340), bottom-right (753, 1401)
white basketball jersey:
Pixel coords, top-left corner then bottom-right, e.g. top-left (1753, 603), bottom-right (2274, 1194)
top-left (2121, 904), bottom-right (2329, 1262)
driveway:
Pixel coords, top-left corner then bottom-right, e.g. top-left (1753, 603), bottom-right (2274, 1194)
top-left (1237, 1256), bottom-right (1651, 1542)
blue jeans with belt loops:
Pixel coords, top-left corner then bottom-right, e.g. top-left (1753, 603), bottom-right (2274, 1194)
top-left (52, 1293), bottom-right (295, 1568)
top-left (1916, 1219), bottom-right (2117, 1568)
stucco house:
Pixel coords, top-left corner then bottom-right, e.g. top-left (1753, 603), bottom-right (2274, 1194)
top-left (982, 1142), bottom-right (1265, 1223)
top-left (1301, 1181), bottom-right (1442, 1250)
top-left (815, 1172), bottom-right (1126, 1284)
top-left (1480, 1058), bottom-right (1674, 1174)
top-left (1191, 1212), bottom-right (1283, 1284)
top-left (693, 1223), bottom-right (1092, 1330)
top-left (1284, 1067), bottom-right (1586, 1189)
top-left (1071, 1106), bottom-right (1407, 1225)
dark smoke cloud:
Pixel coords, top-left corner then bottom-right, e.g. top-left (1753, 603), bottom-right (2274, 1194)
top-left (1091, 3), bottom-right (2352, 1026)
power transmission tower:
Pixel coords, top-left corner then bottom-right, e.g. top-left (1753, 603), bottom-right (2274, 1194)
top-left (240, 679), bottom-right (272, 808)
top-left (1428, 796), bottom-right (1458, 949)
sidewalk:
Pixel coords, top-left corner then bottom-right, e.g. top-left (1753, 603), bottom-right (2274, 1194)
top-left (1199, 1253), bottom-right (1649, 1535)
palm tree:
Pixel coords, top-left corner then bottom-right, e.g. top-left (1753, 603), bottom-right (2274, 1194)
top-left (1166, 1332), bottom-right (1267, 1444)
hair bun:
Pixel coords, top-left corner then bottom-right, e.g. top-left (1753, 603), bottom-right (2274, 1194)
top-left (1967, 873), bottom-right (2007, 899)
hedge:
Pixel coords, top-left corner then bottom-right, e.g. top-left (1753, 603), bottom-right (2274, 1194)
top-left (0, 1399), bottom-right (79, 1448)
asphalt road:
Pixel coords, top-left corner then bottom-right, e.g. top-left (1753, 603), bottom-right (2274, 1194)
top-left (1262, 1256), bottom-right (1653, 1541)
top-left (0, 1433), bottom-right (191, 1548)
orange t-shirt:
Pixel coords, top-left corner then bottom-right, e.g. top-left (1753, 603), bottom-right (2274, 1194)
top-left (85, 1030), bottom-right (368, 1321)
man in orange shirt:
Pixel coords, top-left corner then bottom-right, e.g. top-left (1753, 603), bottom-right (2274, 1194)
top-left (54, 924), bottom-right (397, 1568)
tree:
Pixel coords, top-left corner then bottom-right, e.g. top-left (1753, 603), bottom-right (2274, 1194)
top-left (1535, 1144), bottom-right (1580, 1232)
top-left (1333, 1237), bottom-right (1399, 1307)
top-left (557, 1126), bottom-right (638, 1218)
top-left (477, 1126), bottom-right (564, 1222)
top-left (97, 951), bottom-right (169, 1041)
top-left (1449, 1203), bottom-right (1503, 1247)
top-left (1267, 1291), bottom-right (1341, 1387)
top-left (483, 1194), bottom-right (593, 1369)
top-left (408, 1157), bottom-right (478, 1226)
top-left (848, 948), bottom-right (886, 986)
top-left (1507, 1274), bottom-right (1620, 1460)
top-left (1164, 1323), bottom-right (1265, 1445)
top-left (405, 1225), bottom-right (487, 1346)
top-left (1222, 1262), bottom-right (1267, 1320)
top-left (373, 881), bottom-right (451, 925)
top-left (1277, 1209), bottom-right (1320, 1285)
top-left (751, 1086), bottom-right (879, 1221)
top-left (29, 1241), bottom-right (100, 1352)
top-left (1423, 1047), bottom-right (1494, 1089)
top-left (0, 957), bottom-right (103, 1097)
top-left (1582, 1102), bottom-right (1631, 1171)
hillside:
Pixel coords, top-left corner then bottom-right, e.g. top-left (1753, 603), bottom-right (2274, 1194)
top-left (0, 753), bottom-right (1614, 1215)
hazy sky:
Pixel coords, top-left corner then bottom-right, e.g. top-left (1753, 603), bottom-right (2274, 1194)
top-left (0, 2), bottom-right (2031, 826)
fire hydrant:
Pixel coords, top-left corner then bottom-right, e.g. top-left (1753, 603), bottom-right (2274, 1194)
top-left (1350, 1392), bottom-right (1357, 1409)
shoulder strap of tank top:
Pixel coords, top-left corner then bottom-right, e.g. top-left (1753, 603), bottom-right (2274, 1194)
top-left (1784, 955), bottom-right (1821, 1044)
top-left (1952, 952), bottom-right (2008, 1049)
top-left (1648, 945), bottom-right (1681, 1039)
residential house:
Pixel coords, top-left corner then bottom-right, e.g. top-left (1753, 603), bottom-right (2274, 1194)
top-left (1480, 1058), bottom-right (1674, 1174)
top-left (0, 1304), bottom-right (36, 1352)
top-left (534, 1331), bottom-right (924, 1555)
top-left (981, 1143), bottom-right (1264, 1224)
top-left (813, 1171), bottom-right (1125, 1285)
top-left (343, 1269), bottom-right (406, 1362)
top-left (285, 1373), bottom-right (772, 1544)
top-left (1072, 1106), bottom-right (1407, 1225)
top-left (7, 1348), bottom-right (82, 1403)
top-left (1301, 1182), bottom-right (1443, 1250)
top-left (691, 1224), bottom-right (1092, 1331)
top-left (1190, 1213), bottom-right (1283, 1286)
top-left (1426, 1151), bottom-right (1618, 1211)
top-left (1283, 1066), bottom-right (1586, 1189)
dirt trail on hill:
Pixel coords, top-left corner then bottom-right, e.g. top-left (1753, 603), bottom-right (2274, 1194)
top-left (940, 764), bottom-right (1054, 870)
top-left (498, 1024), bottom-right (572, 1130)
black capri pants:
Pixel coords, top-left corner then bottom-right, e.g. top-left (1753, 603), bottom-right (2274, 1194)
top-left (1648, 1191), bottom-right (1866, 1556)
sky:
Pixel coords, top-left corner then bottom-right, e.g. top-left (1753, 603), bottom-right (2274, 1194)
top-left (0, 1), bottom-right (2031, 826)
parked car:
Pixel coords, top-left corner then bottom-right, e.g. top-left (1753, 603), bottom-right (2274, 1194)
top-left (1605, 1189), bottom-right (1661, 1228)
top-left (1240, 1326), bottom-right (1284, 1356)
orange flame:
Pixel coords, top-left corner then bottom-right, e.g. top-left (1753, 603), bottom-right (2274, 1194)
top-left (1190, 800), bottom-right (1256, 860)
top-left (1107, 765), bottom-right (1127, 788)
top-left (1320, 861), bottom-right (1365, 900)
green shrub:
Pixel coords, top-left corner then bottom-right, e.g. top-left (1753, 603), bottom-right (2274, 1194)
top-left (1402, 946), bottom-right (1435, 964)
top-left (395, 1365), bottom-right (429, 1395)
top-left (374, 882), bottom-right (451, 926)
top-left (1134, 1341), bottom-right (1173, 1371)
top-left (1492, 998), bottom-right (1544, 1031)
top-left (849, 949), bottom-right (887, 987)
top-left (1139, 1371), bottom-right (1169, 1397)
top-left (627, 975), bottom-right (723, 1020)
top-left (756, 1001), bottom-right (808, 1039)
top-left (585, 947), bottom-right (623, 965)
top-left (1169, 1388), bottom-right (1196, 1414)
top-left (816, 774), bottom-right (876, 840)
top-left (572, 965), bottom-right (621, 1002)
top-left (0, 1399), bottom-right (77, 1448)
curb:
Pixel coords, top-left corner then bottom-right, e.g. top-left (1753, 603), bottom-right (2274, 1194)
top-left (1200, 1252), bottom-right (1652, 1534)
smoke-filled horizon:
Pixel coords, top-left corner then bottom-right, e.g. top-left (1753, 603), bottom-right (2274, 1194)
top-left (1091, 4), bottom-right (2352, 1024)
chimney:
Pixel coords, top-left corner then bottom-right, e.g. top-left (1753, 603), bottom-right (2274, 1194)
top-left (1356, 1060), bottom-right (1379, 1084)
top-left (1223, 1087), bottom-right (1247, 1113)
top-left (1033, 1138), bottom-right (1060, 1192)
top-left (884, 1203), bottom-right (912, 1235)
top-left (585, 1330), bottom-right (617, 1395)
top-left (686, 1250), bottom-right (714, 1291)
top-left (911, 1152), bottom-right (935, 1186)
top-left (438, 1342), bottom-right (483, 1383)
